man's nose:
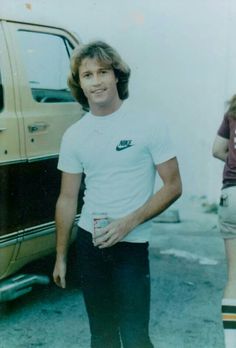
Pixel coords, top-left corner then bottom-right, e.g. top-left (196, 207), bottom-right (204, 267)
top-left (92, 73), bottom-right (101, 85)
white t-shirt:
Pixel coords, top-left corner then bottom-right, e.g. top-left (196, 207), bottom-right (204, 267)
top-left (58, 100), bottom-right (175, 242)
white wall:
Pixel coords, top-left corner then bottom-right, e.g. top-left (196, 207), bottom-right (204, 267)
top-left (2, 0), bottom-right (236, 204)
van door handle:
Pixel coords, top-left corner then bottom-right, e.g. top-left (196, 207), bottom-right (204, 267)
top-left (28, 123), bottom-right (49, 133)
top-left (0, 127), bottom-right (7, 132)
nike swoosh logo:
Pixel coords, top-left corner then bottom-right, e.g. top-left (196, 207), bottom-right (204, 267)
top-left (116, 144), bottom-right (133, 151)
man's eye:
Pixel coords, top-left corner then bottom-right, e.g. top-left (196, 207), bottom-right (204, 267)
top-left (101, 70), bottom-right (108, 74)
top-left (83, 73), bottom-right (91, 78)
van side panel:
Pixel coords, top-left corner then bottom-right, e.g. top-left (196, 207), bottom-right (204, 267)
top-left (0, 19), bottom-right (84, 284)
top-left (0, 159), bottom-right (60, 235)
top-left (0, 159), bottom-right (84, 235)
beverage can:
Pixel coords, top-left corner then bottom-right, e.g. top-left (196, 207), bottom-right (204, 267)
top-left (92, 212), bottom-right (109, 238)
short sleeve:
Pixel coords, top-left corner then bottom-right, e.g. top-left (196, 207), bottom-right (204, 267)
top-left (148, 119), bottom-right (176, 165)
top-left (218, 114), bottom-right (230, 139)
top-left (57, 131), bottom-right (83, 174)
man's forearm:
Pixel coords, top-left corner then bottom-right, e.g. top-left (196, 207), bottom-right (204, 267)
top-left (127, 181), bottom-right (182, 230)
top-left (55, 196), bottom-right (78, 260)
top-left (94, 179), bottom-right (182, 249)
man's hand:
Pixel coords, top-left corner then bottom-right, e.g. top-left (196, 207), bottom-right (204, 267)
top-left (93, 158), bottom-right (182, 249)
top-left (93, 217), bottom-right (133, 248)
top-left (53, 257), bottom-right (67, 289)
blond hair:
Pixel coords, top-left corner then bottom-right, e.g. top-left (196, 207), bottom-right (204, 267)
top-left (226, 94), bottom-right (236, 119)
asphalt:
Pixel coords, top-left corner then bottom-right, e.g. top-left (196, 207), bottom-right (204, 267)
top-left (149, 199), bottom-right (225, 347)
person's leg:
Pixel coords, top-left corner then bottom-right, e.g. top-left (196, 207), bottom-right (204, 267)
top-left (112, 242), bottom-right (154, 348)
top-left (218, 187), bottom-right (236, 347)
top-left (77, 228), bottom-right (121, 348)
top-left (224, 239), bottom-right (236, 298)
top-left (222, 238), bottom-right (236, 348)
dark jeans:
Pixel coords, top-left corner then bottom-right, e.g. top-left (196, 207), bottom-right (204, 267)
top-left (76, 227), bottom-right (154, 348)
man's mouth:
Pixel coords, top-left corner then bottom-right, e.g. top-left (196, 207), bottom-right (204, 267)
top-left (92, 88), bottom-right (106, 94)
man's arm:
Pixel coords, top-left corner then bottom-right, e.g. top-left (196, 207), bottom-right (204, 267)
top-left (94, 157), bottom-right (182, 248)
top-left (212, 134), bottom-right (229, 162)
top-left (53, 172), bottom-right (82, 288)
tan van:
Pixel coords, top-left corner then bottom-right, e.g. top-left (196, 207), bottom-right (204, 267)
top-left (0, 17), bottom-right (84, 301)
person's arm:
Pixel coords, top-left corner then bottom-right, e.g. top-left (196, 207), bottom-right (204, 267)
top-left (53, 172), bottom-right (82, 288)
top-left (94, 157), bottom-right (182, 248)
top-left (212, 134), bottom-right (229, 162)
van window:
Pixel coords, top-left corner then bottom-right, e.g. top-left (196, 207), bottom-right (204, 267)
top-left (17, 30), bottom-right (75, 103)
top-left (0, 72), bottom-right (3, 111)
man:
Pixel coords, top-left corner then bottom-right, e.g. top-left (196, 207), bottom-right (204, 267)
top-left (53, 41), bottom-right (182, 348)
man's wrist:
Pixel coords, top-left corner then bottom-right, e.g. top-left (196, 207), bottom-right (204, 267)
top-left (56, 252), bottom-right (68, 262)
top-left (125, 213), bottom-right (142, 231)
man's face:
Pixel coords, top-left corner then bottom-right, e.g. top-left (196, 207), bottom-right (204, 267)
top-left (78, 57), bottom-right (119, 113)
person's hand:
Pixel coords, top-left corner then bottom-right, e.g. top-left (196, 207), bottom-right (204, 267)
top-left (53, 256), bottom-right (67, 288)
top-left (93, 217), bottom-right (133, 248)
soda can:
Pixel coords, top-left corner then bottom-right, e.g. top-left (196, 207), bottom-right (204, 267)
top-left (92, 212), bottom-right (109, 238)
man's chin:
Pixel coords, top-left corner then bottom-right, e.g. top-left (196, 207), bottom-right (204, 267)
top-left (91, 98), bottom-right (108, 107)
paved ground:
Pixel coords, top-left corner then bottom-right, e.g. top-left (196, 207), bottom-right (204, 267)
top-left (0, 200), bottom-right (226, 348)
top-left (149, 201), bottom-right (225, 348)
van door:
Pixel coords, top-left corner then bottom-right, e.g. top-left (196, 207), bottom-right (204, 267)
top-left (0, 22), bottom-right (23, 236)
top-left (1, 21), bottom-right (84, 232)
top-left (4, 22), bottom-right (84, 160)
top-left (0, 22), bottom-right (22, 166)
top-left (0, 22), bottom-right (23, 278)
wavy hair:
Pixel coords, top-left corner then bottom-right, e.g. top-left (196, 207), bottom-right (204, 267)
top-left (68, 41), bottom-right (131, 111)
top-left (226, 94), bottom-right (236, 119)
